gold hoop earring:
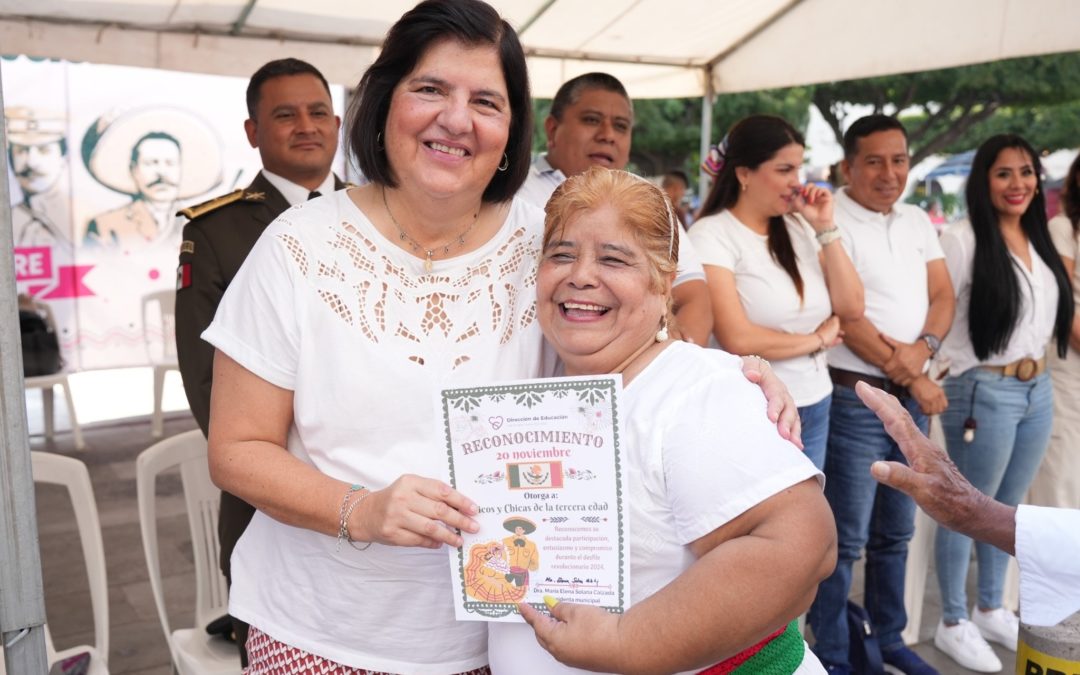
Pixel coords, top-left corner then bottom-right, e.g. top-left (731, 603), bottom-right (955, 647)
top-left (497, 153), bottom-right (509, 172)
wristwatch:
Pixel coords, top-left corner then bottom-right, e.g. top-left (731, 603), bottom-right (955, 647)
top-left (919, 333), bottom-right (941, 355)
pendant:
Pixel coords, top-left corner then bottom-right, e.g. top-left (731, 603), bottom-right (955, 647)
top-left (424, 256), bottom-right (434, 273)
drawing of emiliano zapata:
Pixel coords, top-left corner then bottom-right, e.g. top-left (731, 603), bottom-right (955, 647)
top-left (83, 107), bottom-right (221, 249)
top-left (6, 107), bottom-right (73, 249)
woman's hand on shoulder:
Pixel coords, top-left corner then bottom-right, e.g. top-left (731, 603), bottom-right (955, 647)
top-left (350, 474), bottom-right (480, 549)
top-left (740, 356), bottom-right (803, 449)
top-left (792, 184), bottom-right (835, 233)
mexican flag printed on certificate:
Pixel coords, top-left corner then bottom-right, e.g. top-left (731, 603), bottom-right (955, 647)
top-left (440, 374), bottom-right (628, 623)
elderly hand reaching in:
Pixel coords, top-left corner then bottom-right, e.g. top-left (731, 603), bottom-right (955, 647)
top-left (855, 381), bottom-right (1017, 555)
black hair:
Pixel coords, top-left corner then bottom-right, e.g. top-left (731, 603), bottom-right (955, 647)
top-left (129, 131), bottom-right (180, 166)
top-left (346, 0), bottom-right (531, 203)
top-left (246, 58), bottom-right (332, 119)
top-left (698, 115), bottom-right (807, 299)
top-left (965, 134), bottom-right (1073, 359)
top-left (549, 72), bottom-right (631, 122)
top-left (843, 114), bottom-right (908, 160)
top-left (661, 169), bottom-right (689, 190)
top-left (1062, 152), bottom-right (1080, 232)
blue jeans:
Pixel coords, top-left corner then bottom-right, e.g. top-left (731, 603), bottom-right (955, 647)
top-left (799, 394), bottom-right (832, 470)
top-left (936, 368), bottom-right (1052, 623)
top-left (808, 384), bottom-right (927, 668)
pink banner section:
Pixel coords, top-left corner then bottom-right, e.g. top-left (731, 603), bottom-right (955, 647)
top-left (37, 265), bottom-right (96, 299)
top-left (13, 246), bottom-right (52, 283)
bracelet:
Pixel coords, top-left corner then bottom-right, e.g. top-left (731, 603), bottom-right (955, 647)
top-left (812, 332), bottom-right (827, 355)
top-left (816, 225), bottom-right (841, 246)
top-left (336, 484), bottom-right (374, 552)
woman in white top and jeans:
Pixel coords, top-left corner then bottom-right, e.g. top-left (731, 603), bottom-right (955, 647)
top-left (933, 134), bottom-right (1074, 673)
top-left (690, 115), bottom-right (864, 469)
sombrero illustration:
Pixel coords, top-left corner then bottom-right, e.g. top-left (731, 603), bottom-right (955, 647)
top-left (82, 106), bottom-right (223, 199)
top-left (503, 516), bottom-right (537, 534)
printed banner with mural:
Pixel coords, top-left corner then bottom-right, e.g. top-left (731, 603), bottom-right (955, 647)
top-left (441, 375), bottom-right (628, 623)
top-left (3, 55), bottom-right (345, 370)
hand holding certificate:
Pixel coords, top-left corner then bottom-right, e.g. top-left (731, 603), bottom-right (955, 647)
top-left (441, 375), bottom-right (628, 622)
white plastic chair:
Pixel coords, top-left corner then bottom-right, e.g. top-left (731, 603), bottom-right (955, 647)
top-left (26, 372), bottom-right (86, 450)
top-left (22, 299), bottom-right (85, 450)
top-left (136, 430), bottom-right (239, 675)
top-left (18, 452), bottom-right (110, 674)
top-left (141, 289), bottom-right (180, 438)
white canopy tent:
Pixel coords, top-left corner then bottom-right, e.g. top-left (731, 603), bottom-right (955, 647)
top-left (2, 0), bottom-right (1080, 98)
top-left (3, 1), bottom-right (1080, 672)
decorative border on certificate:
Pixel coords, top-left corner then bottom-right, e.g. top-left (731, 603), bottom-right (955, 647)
top-left (441, 376), bottom-right (626, 622)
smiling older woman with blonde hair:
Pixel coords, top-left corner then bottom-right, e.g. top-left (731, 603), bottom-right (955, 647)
top-left (491, 167), bottom-right (837, 675)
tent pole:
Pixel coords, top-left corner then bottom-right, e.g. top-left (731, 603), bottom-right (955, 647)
top-left (0, 61), bottom-right (50, 675)
top-left (698, 66), bottom-right (715, 206)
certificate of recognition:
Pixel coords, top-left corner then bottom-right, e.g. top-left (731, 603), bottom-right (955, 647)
top-left (441, 375), bottom-right (628, 622)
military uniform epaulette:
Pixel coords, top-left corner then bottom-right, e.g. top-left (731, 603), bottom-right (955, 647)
top-left (177, 188), bottom-right (268, 220)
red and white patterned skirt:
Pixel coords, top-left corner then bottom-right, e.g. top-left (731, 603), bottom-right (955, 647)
top-left (245, 626), bottom-right (492, 675)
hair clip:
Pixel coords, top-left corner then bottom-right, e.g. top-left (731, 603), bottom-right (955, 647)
top-left (701, 135), bottom-right (729, 177)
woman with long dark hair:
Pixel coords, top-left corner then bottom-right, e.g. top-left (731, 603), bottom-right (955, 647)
top-left (1025, 151), bottom-right (1080, 511)
top-left (933, 135), bottom-right (1073, 672)
top-left (689, 115), bottom-right (863, 469)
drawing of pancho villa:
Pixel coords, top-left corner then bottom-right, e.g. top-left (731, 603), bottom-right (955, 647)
top-left (83, 107), bottom-right (222, 249)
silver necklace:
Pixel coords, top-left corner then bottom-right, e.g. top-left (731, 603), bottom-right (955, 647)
top-left (382, 188), bottom-right (480, 273)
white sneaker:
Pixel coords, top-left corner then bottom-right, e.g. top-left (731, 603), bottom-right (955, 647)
top-left (972, 607), bottom-right (1020, 651)
top-left (934, 619), bottom-right (1002, 672)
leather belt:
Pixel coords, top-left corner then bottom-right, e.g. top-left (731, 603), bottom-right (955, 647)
top-left (981, 356), bottom-right (1046, 382)
top-left (829, 367), bottom-right (910, 399)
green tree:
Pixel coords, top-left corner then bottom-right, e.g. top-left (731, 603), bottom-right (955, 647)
top-left (812, 52), bottom-right (1080, 163)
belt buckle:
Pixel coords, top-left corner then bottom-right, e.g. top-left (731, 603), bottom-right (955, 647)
top-left (1016, 358), bottom-right (1038, 382)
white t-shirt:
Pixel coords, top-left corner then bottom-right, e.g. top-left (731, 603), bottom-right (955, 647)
top-left (517, 155), bottom-right (706, 287)
top-left (689, 210), bottom-right (832, 406)
top-left (489, 341), bottom-right (824, 675)
top-left (203, 190), bottom-right (545, 673)
top-left (937, 220), bottom-right (1059, 377)
top-left (827, 188), bottom-right (944, 377)
top-left (1016, 504), bottom-right (1080, 627)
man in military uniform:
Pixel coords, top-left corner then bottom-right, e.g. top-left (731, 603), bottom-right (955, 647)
top-left (6, 107), bottom-right (73, 249)
top-left (174, 57), bottom-right (344, 665)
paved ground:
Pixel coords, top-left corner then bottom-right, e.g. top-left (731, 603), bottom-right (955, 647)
top-left (26, 405), bottom-right (1014, 674)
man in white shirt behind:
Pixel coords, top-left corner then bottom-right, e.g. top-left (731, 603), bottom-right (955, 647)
top-left (807, 115), bottom-right (955, 675)
top-left (518, 72), bottom-right (713, 345)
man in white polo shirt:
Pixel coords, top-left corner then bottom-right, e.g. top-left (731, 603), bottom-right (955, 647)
top-left (807, 115), bottom-right (955, 675)
top-left (518, 72), bottom-right (712, 345)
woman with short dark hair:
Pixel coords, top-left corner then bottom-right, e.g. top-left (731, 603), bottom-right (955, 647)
top-left (204, 1), bottom-right (536, 672)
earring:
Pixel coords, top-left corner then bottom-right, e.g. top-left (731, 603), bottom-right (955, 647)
top-left (497, 153), bottom-right (509, 172)
top-left (1035, 186), bottom-right (1040, 195)
top-left (655, 317), bottom-right (669, 343)
top-left (376, 132), bottom-right (384, 151)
